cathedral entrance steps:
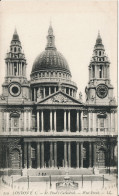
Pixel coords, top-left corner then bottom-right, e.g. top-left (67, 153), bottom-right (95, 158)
top-left (22, 168), bottom-right (94, 176)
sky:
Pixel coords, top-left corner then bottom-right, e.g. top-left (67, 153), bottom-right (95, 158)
top-left (0, 0), bottom-right (117, 100)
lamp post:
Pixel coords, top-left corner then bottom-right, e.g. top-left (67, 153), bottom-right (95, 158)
top-left (27, 175), bottom-right (29, 190)
top-left (49, 175), bottom-right (52, 188)
top-left (107, 136), bottom-right (110, 174)
top-left (11, 176), bottom-right (13, 189)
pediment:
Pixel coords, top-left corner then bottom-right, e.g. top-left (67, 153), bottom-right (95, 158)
top-left (37, 91), bottom-right (83, 105)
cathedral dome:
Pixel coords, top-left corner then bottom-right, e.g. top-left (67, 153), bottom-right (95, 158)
top-left (32, 50), bottom-right (71, 74)
top-left (31, 25), bottom-right (71, 76)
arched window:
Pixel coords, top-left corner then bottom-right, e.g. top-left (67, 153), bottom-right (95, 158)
top-left (14, 47), bottom-right (16, 52)
top-left (99, 51), bottom-right (101, 56)
top-left (92, 65), bottom-right (95, 78)
top-left (99, 65), bottom-right (103, 78)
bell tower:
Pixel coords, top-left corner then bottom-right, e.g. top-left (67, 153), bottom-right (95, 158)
top-left (5, 29), bottom-right (27, 81)
top-left (85, 32), bottom-right (116, 105)
top-left (2, 29), bottom-right (30, 102)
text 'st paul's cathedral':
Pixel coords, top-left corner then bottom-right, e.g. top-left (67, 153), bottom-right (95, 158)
top-left (0, 25), bottom-right (117, 175)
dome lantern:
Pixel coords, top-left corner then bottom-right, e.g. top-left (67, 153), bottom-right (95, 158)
top-left (45, 24), bottom-right (56, 50)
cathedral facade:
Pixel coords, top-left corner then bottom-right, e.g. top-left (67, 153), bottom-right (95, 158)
top-left (0, 26), bottom-right (117, 175)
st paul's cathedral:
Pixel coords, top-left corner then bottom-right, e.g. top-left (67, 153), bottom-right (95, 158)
top-left (0, 25), bottom-right (117, 175)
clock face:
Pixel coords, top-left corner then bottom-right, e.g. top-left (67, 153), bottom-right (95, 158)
top-left (9, 83), bottom-right (21, 97)
top-left (96, 84), bottom-right (108, 99)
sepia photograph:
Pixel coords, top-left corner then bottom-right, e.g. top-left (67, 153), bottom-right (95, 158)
top-left (0, 0), bottom-right (118, 196)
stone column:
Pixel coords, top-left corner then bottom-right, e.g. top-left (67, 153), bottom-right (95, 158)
top-left (37, 142), bottom-right (40, 168)
top-left (11, 116), bottom-right (13, 133)
top-left (28, 142), bottom-right (31, 168)
top-left (68, 142), bottom-right (71, 167)
top-left (68, 110), bottom-right (70, 132)
top-left (113, 111), bottom-right (115, 132)
top-left (7, 62), bottom-right (9, 76)
top-left (13, 63), bottom-right (14, 75)
top-left (50, 142), bottom-right (53, 167)
top-left (4, 112), bottom-right (7, 132)
top-left (88, 112), bottom-right (91, 132)
top-left (76, 142), bottom-right (79, 168)
top-left (24, 111), bottom-right (26, 132)
top-left (41, 110), bottom-right (44, 132)
top-left (64, 142), bottom-right (67, 167)
top-left (54, 87), bottom-right (57, 93)
top-left (108, 113), bottom-right (110, 132)
top-left (19, 63), bottom-right (20, 76)
top-left (34, 88), bottom-right (37, 102)
top-left (49, 87), bottom-right (51, 95)
top-left (93, 143), bottom-right (96, 167)
top-left (28, 111), bottom-right (31, 131)
top-left (21, 63), bottom-right (22, 76)
top-left (76, 110), bottom-right (79, 132)
top-left (111, 112), bottom-right (113, 132)
top-left (89, 143), bottom-right (92, 167)
top-left (19, 114), bottom-right (21, 133)
top-left (37, 111), bottom-right (40, 132)
top-left (41, 142), bottom-right (44, 168)
top-left (8, 63), bottom-right (9, 76)
top-left (50, 110), bottom-right (53, 131)
top-left (81, 111), bottom-right (83, 131)
top-left (17, 63), bottom-right (19, 76)
top-left (64, 110), bottom-right (66, 131)
top-left (24, 142), bottom-right (27, 168)
top-left (54, 142), bottom-right (57, 167)
top-left (6, 112), bottom-right (9, 133)
top-left (10, 62), bottom-right (12, 76)
top-left (43, 87), bottom-right (45, 98)
top-left (54, 110), bottom-right (56, 132)
top-left (93, 113), bottom-right (96, 132)
top-left (17, 63), bottom-right (18, 76)
top-left (80, 142), bottom-right (83, 168)
top-left (97, 117), bottom-right (100, 133)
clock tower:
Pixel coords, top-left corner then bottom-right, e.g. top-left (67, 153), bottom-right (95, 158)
top-left (85, 32), bottom-right (116, 105)
top-left (2, 29), bottom-right (30, 103)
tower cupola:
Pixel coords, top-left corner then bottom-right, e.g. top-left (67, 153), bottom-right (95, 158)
top-left (85, 32), bottom-right (115, 105)
top-left (5, 29), bottom-right (27, 80)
